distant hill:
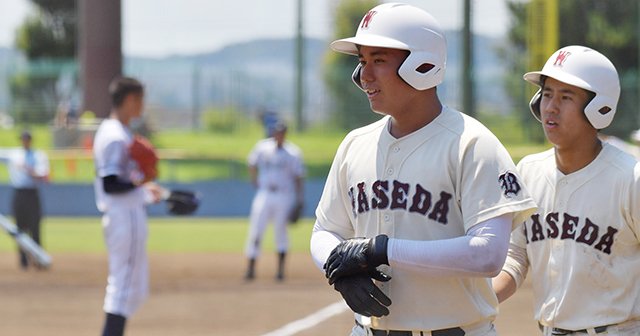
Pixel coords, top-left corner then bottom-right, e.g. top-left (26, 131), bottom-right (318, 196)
top-left (124, 33), bottom-right (510, 127)
top-left (125, 37), bottom-right (331, 127)
top-left (166, 38), bottom-right (327, 68)
top-left (0, 47), bottom-right (21, 60)
top-left (0, 33), bottom-right (511, 128)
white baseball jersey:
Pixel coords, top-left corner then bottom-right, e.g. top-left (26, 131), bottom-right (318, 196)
top-left (248, 138), bottom-right (304, 193)
top-left (503, 143), bottom-right (640, 330)
top-left (245, 138), bottom-right (304, 258)
top-left (315, 106), bottom-right (536, 331)
top-left (93, 118), bottom-right (147, 212)
top-left (93, 118), bottom-right (149, 317)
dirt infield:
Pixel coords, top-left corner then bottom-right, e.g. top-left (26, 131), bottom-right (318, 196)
top-left (0, 252), bottom-right (538, 335)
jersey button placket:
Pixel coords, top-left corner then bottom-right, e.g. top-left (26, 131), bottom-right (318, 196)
top-left (556, 178), bottom-right (569, 208)
top-left (382, 145), bottom-right (397, 235)
top-left (386, 144), bottom-right (400, 178)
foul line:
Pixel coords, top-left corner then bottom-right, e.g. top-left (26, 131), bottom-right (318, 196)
top-left (261, 300), bottom-right (349, 336)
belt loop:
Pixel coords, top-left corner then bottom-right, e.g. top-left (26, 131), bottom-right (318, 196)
top-left (365, 323), bottom-right (373, 336)
top-left (540, 325), bottom-right (552, 336)
top-left (585, 329), bottom-right (597, 336)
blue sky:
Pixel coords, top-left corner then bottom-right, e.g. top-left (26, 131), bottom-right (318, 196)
top-left (0, 0), bottom-right (511, 58)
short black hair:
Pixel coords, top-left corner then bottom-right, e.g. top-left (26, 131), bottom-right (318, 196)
top-left (273, 121), bottom-right (288, 133)
top-left (109, 76), bottom-right (144, 108)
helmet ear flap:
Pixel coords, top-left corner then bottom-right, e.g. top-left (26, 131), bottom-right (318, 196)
top-left (583, 93), bottom-right (616, 129)
top-left (351, 63), bottom-right (365, 91)
top-left (529, 89), bottom-right (542, 122)
top-left (398, 51), bottom-right (445, 90)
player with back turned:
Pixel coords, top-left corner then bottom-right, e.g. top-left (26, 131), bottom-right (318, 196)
top-left (310, 3), bottom-right (537, 336)
top-left (493, 46), bottom-right (640, 335)
top-left (93, 76), bottom-right (163, 336)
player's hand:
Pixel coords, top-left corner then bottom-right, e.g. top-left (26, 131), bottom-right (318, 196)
top-left (143, 182), bottom-right (164, 203)
top-left (324, 235), bottom-right (389, 285)
top-left (333, 274), bottom-right (392, 317)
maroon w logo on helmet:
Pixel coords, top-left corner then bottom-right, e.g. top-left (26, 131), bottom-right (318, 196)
top-left (554, 50), bottom-right (572, 67)
top-left (361, 10), bottom-right (377, 29)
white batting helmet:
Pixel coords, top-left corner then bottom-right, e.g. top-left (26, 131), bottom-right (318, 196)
top-left (524, 45), bottom-right (620, 129)
top-left (330, 3), bottom-right (447, 91)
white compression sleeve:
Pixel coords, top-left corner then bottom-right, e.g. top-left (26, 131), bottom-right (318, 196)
top-left (309, 221), bottom-right (344, 271)
top-left (501, 242), bottom-right (529, 288)
top-left (387, 213), bottom-right (512, 277)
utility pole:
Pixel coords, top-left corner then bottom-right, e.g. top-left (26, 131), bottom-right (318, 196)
top-left (79, 0), bottom-right (122, 118)
top-left (294, 0), bottom-right (305, 131)
top-left (637, 1), bottom-right (640, 129)
top-left (192, 63), bottom-right (200, 130)
top-left (462, 0), bottom-right (475, 117)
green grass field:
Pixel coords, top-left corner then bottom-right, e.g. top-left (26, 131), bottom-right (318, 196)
top-left (0, 217), bottom-right (315, 254)
top-left (0, 121), bottom-right (551, 183)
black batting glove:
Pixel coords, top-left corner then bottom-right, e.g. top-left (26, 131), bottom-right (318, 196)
top-left (324, 234), bottom-right (389, 285)
top-left (333, 273), bottom-right (392, 317)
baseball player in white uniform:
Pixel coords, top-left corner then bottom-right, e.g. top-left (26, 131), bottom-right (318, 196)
top-left (310, 3), bottom-right (537, 336)
top-left (93, 77), bottom-right (162, 336)
top-left (493, 46), bottom-right (640, 335)
top-left (244, 122), bottom-right (305, 281)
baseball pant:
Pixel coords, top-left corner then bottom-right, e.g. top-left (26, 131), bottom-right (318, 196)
top-left (540, 319), bottom-right (640, 336)
top-left (12, 188), bottom-right (42, 267)
top-left (102, 205), bottom-right (149, 318)
top-left (351, 321), bottom-right (496, 336)
top-left (245, 189), bottom-right (294, 258)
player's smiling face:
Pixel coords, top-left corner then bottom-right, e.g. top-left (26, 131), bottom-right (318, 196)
top-left (357, 46), bottom-right (416, 116)
top-left (539, 77), bottom-right (595, 148)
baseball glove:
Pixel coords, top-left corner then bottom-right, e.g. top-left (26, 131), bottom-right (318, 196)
top-left (288, 201), bottom-right (304, 224)
top-left (165, 190), bottom-right (200, 215)
top-left (129, 135), bottom-right (158, 183)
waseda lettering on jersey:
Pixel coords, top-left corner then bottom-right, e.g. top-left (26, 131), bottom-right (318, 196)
top-left (524, 212), bottom-right (619, 254)
top-left (348, 180), bottom-right (452, 224)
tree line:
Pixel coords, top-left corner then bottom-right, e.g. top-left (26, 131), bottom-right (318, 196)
top-left (9, 0), bottom-right (640, 141)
